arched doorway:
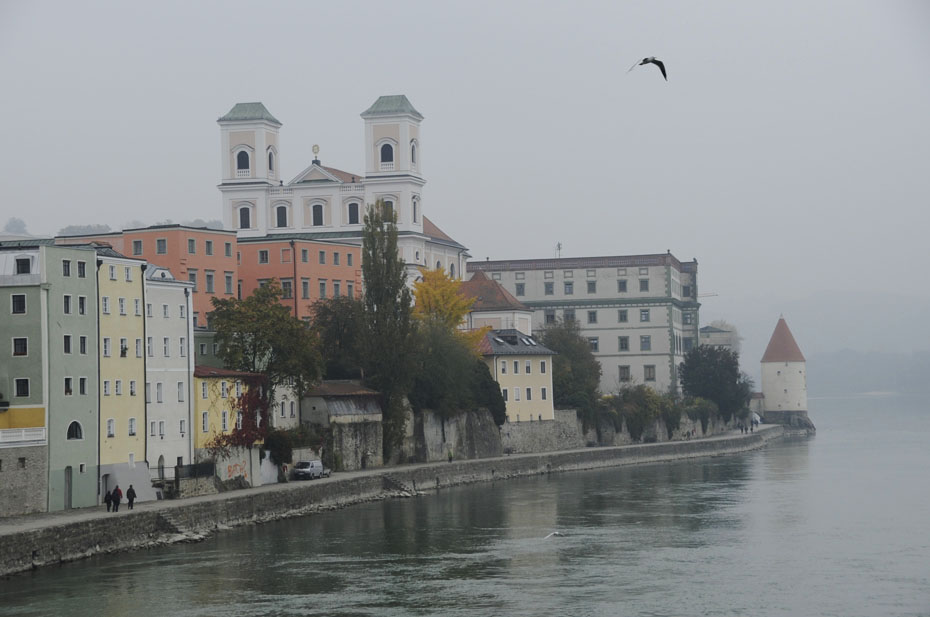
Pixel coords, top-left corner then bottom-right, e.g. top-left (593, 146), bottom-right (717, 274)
top-left (158, 455), bottom-right (165, 480)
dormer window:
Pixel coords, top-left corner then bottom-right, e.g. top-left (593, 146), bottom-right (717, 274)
top-left (236, 150), bottom-right (250, 178)
top-left (380, 143), bottom-right (394, 171)
top-left (238, 206), bottom-right (251, 229)
top-left (275, 205), bottom-right (288, 228)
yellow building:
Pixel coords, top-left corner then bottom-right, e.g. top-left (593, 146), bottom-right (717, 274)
top-left (192, 366), bottom-right (261, 451)
top-left (480, 330), bottom-right (555, 423)
top-left (96, 248), bottom-right (149, 498)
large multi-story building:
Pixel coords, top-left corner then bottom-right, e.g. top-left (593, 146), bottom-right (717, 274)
top-left (216, 95), bottom-right (469, 285)
top-left (467, 253), bottom-right (700, 394)
top-left (144, 266), bottom-right (195, 479)
top-left (192, 366), bottom-right (259, 453)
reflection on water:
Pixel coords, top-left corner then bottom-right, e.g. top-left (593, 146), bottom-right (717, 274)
top-left (2, 396), bottom-right (929, 616)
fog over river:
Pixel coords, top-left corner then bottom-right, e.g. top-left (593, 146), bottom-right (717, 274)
top-left (1, 396), bottom-right (927, 616)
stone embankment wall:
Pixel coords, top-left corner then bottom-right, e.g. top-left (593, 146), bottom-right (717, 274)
top-left (413, 409), bottom-right (502, 463)
top-left (0, 426), bottom-right (784, 578)
top-left (0, 445), bottom-right (48, 517)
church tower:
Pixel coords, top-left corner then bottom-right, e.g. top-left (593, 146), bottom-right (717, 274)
top-left (760, 316), bottom-right (814, 431)
top-left (361, 95), bottom-right (423, 178)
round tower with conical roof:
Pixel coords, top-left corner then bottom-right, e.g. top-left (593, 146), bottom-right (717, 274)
top-left (760, 316), bottom-right (814, 431)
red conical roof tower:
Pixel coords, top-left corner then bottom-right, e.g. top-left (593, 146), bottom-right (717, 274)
top-left (761, 317), bottom-right (805, 363)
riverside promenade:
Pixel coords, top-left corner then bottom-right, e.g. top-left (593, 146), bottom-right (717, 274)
top-left (0, 425), bottom-right (784, 578)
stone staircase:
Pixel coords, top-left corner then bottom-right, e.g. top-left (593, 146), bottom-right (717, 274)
top-left (382, 474), bottom-right (419, 497)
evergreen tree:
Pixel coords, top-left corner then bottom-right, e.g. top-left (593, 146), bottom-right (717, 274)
top-left (679, 345), bottom-right (752, 421)
top-left (539, 319), bottom-right (602, 424)
top-left (311, 296), bottom-right (364, 379)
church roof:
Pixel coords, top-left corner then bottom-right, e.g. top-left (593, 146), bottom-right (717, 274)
top-left (422, 216), bottom-right (467, 250)
top-left (361, 95), bottom-right (423, 120)
top-left (218, 102), bottom-right (281, 126)
top-left (460, 271), bottom-right (529, 312)
top-left (761, 317), bottom-right (805, 363)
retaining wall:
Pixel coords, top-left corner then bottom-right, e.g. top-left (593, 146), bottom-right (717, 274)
top-left (0, 426), bottom-right (784, 578)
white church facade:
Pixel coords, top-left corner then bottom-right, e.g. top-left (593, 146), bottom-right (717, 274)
top-left (217, 95), bottom-right (468, 283)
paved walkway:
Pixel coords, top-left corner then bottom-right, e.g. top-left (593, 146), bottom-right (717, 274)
top-left (0, 425), bottom-right (778, 537)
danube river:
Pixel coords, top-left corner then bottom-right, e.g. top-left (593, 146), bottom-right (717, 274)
top-left (1, 396), bottom-right (927, 616)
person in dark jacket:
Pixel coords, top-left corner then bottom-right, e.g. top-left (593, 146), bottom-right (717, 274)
top-left (126, 485), bottom-right (137, 510)
top-left (104, 490), bottom-right (113, 512)
top-left (112, 485), bottom-right (122, 512)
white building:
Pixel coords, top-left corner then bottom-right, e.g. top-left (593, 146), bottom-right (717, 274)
top-left (467, 253), bottom-right (699, 394)
top-left (144, 266), bottom-right (195, 478)
top-left (216, 95), bottom-right (469, 284)
top-left (760, 316), bottom-right (808, 420)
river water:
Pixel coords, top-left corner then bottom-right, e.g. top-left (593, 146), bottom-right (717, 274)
top-left (1, 395), bottom-right (928, 616)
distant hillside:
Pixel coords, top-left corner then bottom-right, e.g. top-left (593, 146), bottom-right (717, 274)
top-left (807, 350), bottom-right (930, 396)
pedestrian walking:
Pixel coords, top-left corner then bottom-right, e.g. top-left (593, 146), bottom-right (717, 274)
top-left (104, 490), bottom-right (113, 512)
top-left (112, 485), bottom-right (122, 512)
top-left (126, 485), bottom-right (137, 510)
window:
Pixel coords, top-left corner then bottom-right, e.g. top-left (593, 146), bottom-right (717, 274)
top-left (540, 360), bottom-right (547, 374)
top-left (130, 380), bottom-right (136, 396)
top-left (564, 309), bottom-right (575, 322)
top-left (119, 337), bottom-right (128, 357)
top-left (348, 202), bottom-right (360, 225)
top-left (502, 388), bottom-right (508, 402)
top-left (617, 279), bottom-right (627, 293)
top-left (684, 337), bottom-right (695, 352)
top-left (118, 298), bottom-right (126, 315)
top-left (412, 198), bottom-right (418, 222)
top-left (268, 150), bottom-right (275, 173)
top-left (683, 312), bottom-right (694, 325)
top-left (114, 380), bottom-right (122, 395)
top-left (319, 280), bottom-right (327, 299)
top-left (103, 337), bottom-right (111, 357)
top-left (107, 419), bottom-right (115, 438)
top-left (163, 337), bottom-right (170, 357)
top-left (380, 143), bottom-right (394, 163)
top-left (564, 281), bottom-right (574, 295)
top-left (526, 388), bottom-right (532, 401)
top-left (13, 337), bottom-right (27, 356)
top-left (14, 257), bottom-right (31, 274)
top-left (235, 381), bottom-right (242, 397)
top-left (513, 360), bottom-right (519, 374)
top-left (281, 280), bottom-right (293, 299)
top-left (347, 282), bottom-right (354, 297)
top-left (80, 335), bottom-right (87, 354)
top-left (80, 377), bottom-right (87, 395)
top-left (222, 410), bottom-right (229, 431)
top-left (333, 252), bottom-right (340, 266)
top-left (202, 412), bottom-right (209, 433)
top-left (318, 250), bottom-right (326, 265)
top-left (162, 304), bottom-right (169, 318)
top-left (178, 381), bottom-right (185, 402)
top-left (544, 282), bottom-right (554, 295)
top-left (280, 401), bottom-right (286, 417)
top-left (125, 267), bottom-right (132, 282)
top-left (276, 205), bottom-right (288, 228)
top-left (77, 261), bottom-right (86, 277)
top-left (514, 387), bottom-right (521, 402)
top-left (682, 285), bottom-right (691, 298)
top-left (14, 378), bottom-right (29, 397)
top-left (382, 201), bottom-right (394, 221)
top-left (201, 381), bottom-right (208, 399)
top-left (587, 280), bottom-right (596, 294)
top-left (236, 412), bottom-right (243, 430)
top-left (618, 309), bottom-right (628, 323)
top-left (154, 238), bottom-right (166, 254)
top-left (619, 336), bottom-right (630, 351)
top-left (225, 272), bottom-right (233, 295)
top-left (158, 421), bottom-right (165, 437)
top-left (500, 361), bottom-right (507, 375)
top-left (411, 142), bottom-right (417, 165)
top-left (312, 204), bottom-right (324, 226)
top-left (156, 382), bottom-right (163, 403)
top-left (108, 265), bottom-right (116, 280)
top-left (542, 387), bottom-right (548, 401)
top-left (79, 296), bottom-right (86, 315)
top-left (221, 381), bottom-right (228, 398)
top-left (67, 421), bottom-right (83, 440)
top-left (544, 309), bottom-right (555, 324)
top-left (239, 207), bottom-right (251, 229)
top-left (101, 296), bottom-right (109, 314)
top-left (640, 335), bottom-right (652, 351)
top-left (333, 281), bottom-right (341, 298)
top-left (146, 337), bottom-right (153, 357)
top-left (146, 303), bottom-right (153, 317)
top-left (205, 271), bottom-right (215, 293)
top-left (515, 283), bottom-right (525, 296)
top-left (587, 310), bottom-right (597, 324)
top-left (64, 377), bottom-right (73, 395)
top-left (640, 309), bottom-right (650, 322)
top-left (589, 337), bottom-right (599, 352)
top-left (12, 294), bottom-right (26, 314)
top-left (103, 380), bottom-right (110, 396)
top-left (180, 419), bottom-right (186, 435)
top-left (640, 279), bottom-right (649, 292)
top-left (180, 305), bottom-right (186, 319)
top-left (236, 150), bottom-right (250, 172)
top-left (225, 241), bottom-right (232, 257)
top-left (644, 365), bottom-right (656, 381)
top-left (619, 366), bottom-right (631, 382)
top-left (129, 239), bottom-right (142, 256)
top-left (62, 260), bottom-right (71, 277)
top-left (64, 295), bottom-right (72, 314)
top-left (525, 360), bottom-right (531, 374)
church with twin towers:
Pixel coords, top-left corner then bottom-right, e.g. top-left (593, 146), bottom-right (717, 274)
top-left (217, 94), bottom-right (469, 285)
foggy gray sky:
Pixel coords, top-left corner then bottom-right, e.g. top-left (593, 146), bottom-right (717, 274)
top-left (2, 1), bottom-right (929, 371)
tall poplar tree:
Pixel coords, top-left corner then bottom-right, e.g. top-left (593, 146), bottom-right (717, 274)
top-left (361, 202), bottom-right (416, 457)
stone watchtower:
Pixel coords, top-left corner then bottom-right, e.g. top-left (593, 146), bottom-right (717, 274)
top-left (760, 316), bottom-right (815, 432)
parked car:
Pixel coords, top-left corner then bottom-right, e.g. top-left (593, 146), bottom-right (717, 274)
top-left (293, 460), bottom-right (331, 480)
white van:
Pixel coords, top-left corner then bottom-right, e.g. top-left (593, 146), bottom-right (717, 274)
top-left (293, 460), bottom-right (331, 480)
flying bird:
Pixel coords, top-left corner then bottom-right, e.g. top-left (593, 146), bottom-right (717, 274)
top-left (627, 57), bottom-right (667, 81)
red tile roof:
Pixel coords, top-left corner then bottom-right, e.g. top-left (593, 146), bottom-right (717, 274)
top-left (459, 271), bottom-right (529, 311)
top-left (422, 216), bottom-right (456, 243)
top-left (761, 318), bottom-right (806, 363)
top-left (322, 166), bottom-right (361, 184)
top-left (194, 365), bottom-right (264, 379)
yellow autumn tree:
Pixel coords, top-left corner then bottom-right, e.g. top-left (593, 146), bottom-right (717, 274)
top-left (413, 267), bottom-right (487, 351)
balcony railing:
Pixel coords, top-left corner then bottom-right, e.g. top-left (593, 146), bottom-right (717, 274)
top-left (380, 162), bottom-right (394, 172)
top-left (339, 184), bottom-right (365, 192)
top-left (0, 427), bottom-right (47, 446)
top-left (236, 169), bottom-right (250, 178)
top-left (269, 187), bottom-right (293, 196)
